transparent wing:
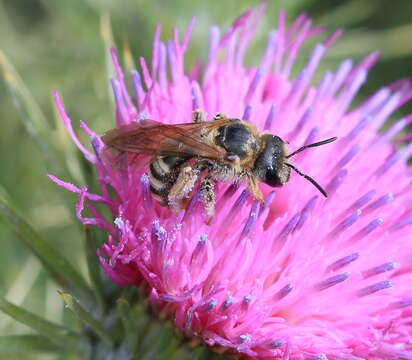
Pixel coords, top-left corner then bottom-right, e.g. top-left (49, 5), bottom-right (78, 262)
top-left (102, 118), bottom-right (234, 160)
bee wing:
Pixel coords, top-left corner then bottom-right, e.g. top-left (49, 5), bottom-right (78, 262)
top-left (102, 118), bottom-right (233, 160)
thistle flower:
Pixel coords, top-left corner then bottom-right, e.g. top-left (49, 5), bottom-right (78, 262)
top-left (51, 5), bottom-right (412, 360)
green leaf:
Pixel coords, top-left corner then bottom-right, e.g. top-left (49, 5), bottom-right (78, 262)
top-left (84, 226), bottom-right (105, 313)
top-left (99, 12), bottom-right (116, 113)
top-left (0, 190), bottom-right (95, 307)
top-left (138, 319), bottom-right (180, 360)
top-left (188, 346), bottom-right (227, 360)
top-left (0, 335), bottom-right (59, 353)
top-left (116, 298), bottom-right (140, 356)
top-left (116, 298), bottom-right (139, 336)
top-left (0, 51), bottom-right (64, 175)
top-left (0, 296), bottom-right (83, 351)
top-left (60, 291), bottom-right (114, 347)
top-left (190, 347), bottom-right (208, 360)
top-left (157, 329), bottom-right (180, 360)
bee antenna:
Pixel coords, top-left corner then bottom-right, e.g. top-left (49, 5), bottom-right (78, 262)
top-left (286, 137), bottom-right (337, 159)
top-left (285, 163), bottom-right (328, 197)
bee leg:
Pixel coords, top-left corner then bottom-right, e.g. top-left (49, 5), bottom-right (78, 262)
top-left (200, 175), bottom-right (216, 217)
top-left (247, 175), bottom-right (265, 205)
top-left (168, 166), bottom-right (200, 212)
top-left (192, 109), bottom-right (207, 123)
top-left (213, 113), bottom-right (228, 121)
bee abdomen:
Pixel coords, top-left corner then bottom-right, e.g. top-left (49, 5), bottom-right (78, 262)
top-left (148, 156), bottom-right (187, 205)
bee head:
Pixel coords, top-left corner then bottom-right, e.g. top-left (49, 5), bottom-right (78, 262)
top-left (253, 134), bottom-right (291, 187)
top-left (254, 134), bottom-right (338, 196)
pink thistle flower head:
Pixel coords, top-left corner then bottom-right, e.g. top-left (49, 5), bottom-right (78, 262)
top-left (52, 5), bottom-right (412, 360)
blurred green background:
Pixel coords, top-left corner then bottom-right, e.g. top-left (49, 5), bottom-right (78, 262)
top-left (0, 0), bottom-right (411, 358)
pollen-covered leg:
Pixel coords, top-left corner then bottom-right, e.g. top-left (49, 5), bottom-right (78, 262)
top-left (168, 166), bottom-right (200, 212)
top-left (248, 175), bottom-right (265, 205)
top-left (200, 176), bottom-right (216, 217)
top-left (192, 109), bottom-right (207, 123)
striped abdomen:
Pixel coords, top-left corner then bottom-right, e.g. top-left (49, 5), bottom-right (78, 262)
top-left (148, 156), bottom-right (187, 206)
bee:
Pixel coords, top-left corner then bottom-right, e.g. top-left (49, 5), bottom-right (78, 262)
top-left (102, 110), bottom-right (337, 217)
